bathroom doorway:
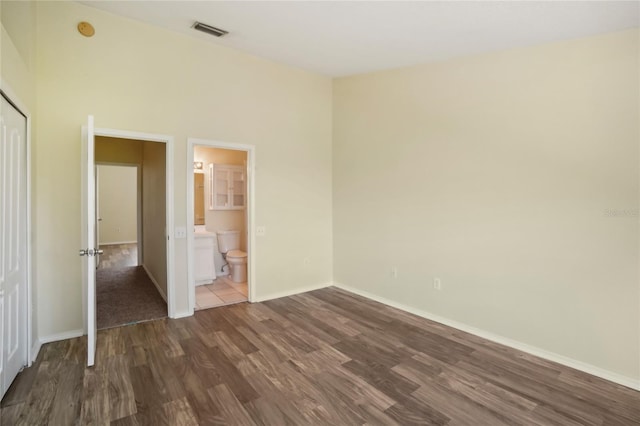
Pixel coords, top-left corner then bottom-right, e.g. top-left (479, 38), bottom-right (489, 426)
top-left (94, 137), bottom-right (168, 329)
top-left (187, 138), bottom-right (255, 313)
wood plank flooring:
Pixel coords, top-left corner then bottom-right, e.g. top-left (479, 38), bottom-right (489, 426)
top-left (2, 287), bottom-right (639, 425)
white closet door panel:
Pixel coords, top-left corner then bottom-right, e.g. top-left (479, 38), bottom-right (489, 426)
top-left (1, 94), bottom-right (28, 397)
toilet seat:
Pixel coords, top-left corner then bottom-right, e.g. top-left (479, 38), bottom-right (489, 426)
top-left (227, 250), bottom-right (247, 259)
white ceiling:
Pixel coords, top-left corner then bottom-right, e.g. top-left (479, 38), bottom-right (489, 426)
top-left (79, 1), bottom-right (639, 77)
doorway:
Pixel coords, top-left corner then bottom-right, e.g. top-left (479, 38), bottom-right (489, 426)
top-left (0, 91), bottom-right (30, 399)
top-left (187, 138), bottom-right (255, 314)
top-left (93, 138), bottom-right (169, 329)
top-left (94, 159), bottom-right (167, 329)
top-left (82, 119), bottom-right (176, 366)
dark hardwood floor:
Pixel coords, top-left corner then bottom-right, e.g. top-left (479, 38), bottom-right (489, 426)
top-left (1, 287), bottom-right (638, 425)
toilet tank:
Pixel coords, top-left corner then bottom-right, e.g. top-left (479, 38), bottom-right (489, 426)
top-left (217, 230), bottom-right (240, 253)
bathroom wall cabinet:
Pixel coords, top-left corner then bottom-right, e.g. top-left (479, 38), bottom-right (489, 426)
top-left (209, 164), bottom-right (245, 210)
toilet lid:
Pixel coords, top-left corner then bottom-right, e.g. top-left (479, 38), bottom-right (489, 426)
top-left (227, 250), bottom-right (247, 258)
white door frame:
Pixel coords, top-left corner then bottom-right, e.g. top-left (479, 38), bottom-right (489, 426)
top-left (186, 138), bottom-right (256, 313)
top-left (92, 127), bottom-right (176, 318)
top-left (0, 81), bottom-right (33, 367)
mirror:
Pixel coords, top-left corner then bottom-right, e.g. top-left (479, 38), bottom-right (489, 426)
top-left (194, 173), bottom-right (205, 225)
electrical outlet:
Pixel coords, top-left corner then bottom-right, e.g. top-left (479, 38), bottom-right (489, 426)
top-left (433, 278), bottom-right (442, 290)
top-left (256, 226), bottom-right (266, 237)
top-left (391, 267), bottom-right (398, 279)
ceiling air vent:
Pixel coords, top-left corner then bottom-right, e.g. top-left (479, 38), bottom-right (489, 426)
top-left (192, 21), bottom-right (228, 38)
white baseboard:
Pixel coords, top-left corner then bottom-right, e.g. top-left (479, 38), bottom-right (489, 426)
top-left (30, 339), bottom-right (42, 364)
top-left (333, 282), bottom-right (640, 391)
top-left (39, 329), bottom-right (84, 345)
top-left (172, 310), bottom-right (193, 319)
top-left (99, 240), bottom-right (137, 246)
top-left (254, 281), bottom-right (332, 303)
top-left (142, 264), bottom-right (167, 302)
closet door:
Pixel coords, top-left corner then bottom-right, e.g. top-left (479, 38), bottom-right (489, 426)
top-left (0, 93), bottom-right (28, 398)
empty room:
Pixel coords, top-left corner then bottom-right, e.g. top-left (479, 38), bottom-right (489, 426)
top-left (0, 1), bottom-right (638, 424)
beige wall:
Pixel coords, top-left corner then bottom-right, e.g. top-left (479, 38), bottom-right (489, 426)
top-left (33, 1), bottom-right (333, 337)
top-left (1, 1), bottom-right (38, 349)
top-left (333, 29), bottom-right (639, 381)
top-left (1, 2), bottom-right (36, 104)
top-left (194, 146), bottom-right (247, 251)
top-left (97, 165), bottom-right (138, 245)
top-left (13, 0), bottom-right (635, 385)
top-left (142, 142), bottom-right (167, 298)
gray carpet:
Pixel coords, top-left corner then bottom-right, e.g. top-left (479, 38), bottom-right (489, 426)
top-left (96, 266), bottom-right (167, 330)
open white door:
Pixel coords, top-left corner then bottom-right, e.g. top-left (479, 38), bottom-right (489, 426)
top-left (81, 115), bottom-right (97, 366)
top-left (95, 167), bottom-right (100, 268)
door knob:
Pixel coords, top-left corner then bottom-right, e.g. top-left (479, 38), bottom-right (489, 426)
top-left (79, 249), bottom-right (103, 256)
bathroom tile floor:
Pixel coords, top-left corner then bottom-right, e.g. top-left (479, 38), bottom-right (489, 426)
top-left (195, 275), bottom-right (248, 310)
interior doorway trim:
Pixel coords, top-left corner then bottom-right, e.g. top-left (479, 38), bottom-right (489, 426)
top-left (186, 138), bottom-right (256, 314)
top-left (93, 127), bottom-right (177, 318)
top-left (0, 80), bottom-right (33, 366)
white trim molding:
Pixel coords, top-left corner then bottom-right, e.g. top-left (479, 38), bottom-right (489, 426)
top-left (30, 340), bottom-right (41, 364)
top-left (254, 282), bottom-right (332, 303)
top-left (39, 329), bottom-right (85, 345)
top-left (34, 329), bottom-right (85, 363)
top-left (172, 310), bottom-right (193, 319)
top-left (333, 282), bottom-right (640, 391)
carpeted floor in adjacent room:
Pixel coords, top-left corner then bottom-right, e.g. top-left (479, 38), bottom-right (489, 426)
top-left (96, 265), bottom-right (167, 330)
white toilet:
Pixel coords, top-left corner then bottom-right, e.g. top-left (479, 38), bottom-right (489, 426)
top-left (216, 230), bottom-right (247, 283)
